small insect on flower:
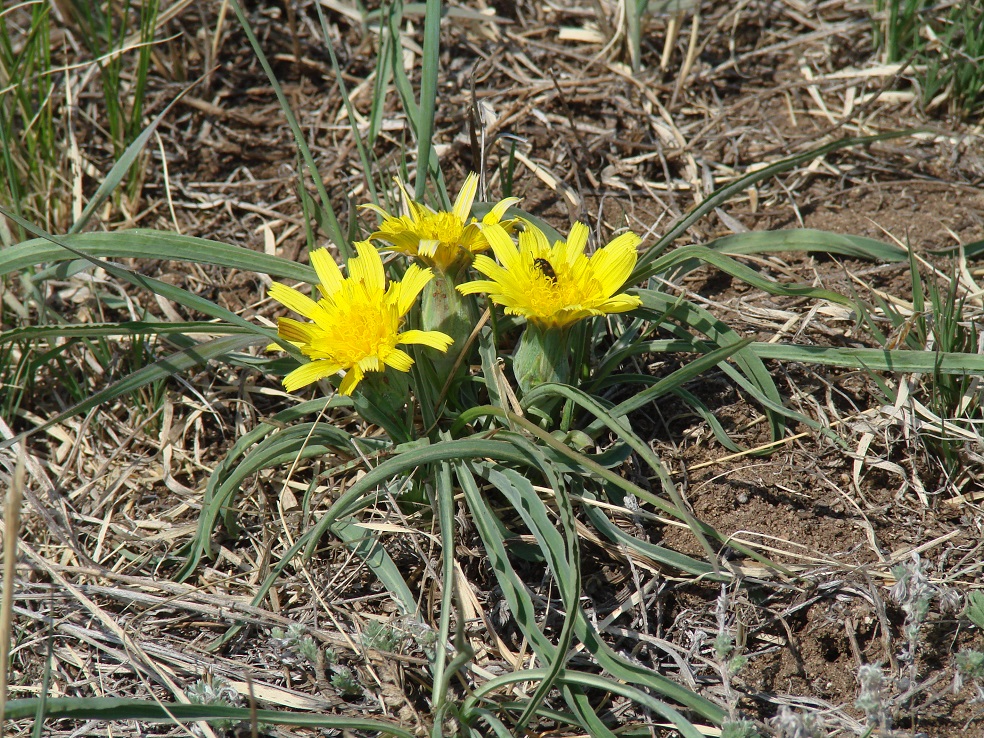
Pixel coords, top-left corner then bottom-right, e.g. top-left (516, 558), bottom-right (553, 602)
top-left (459, 221), bottom-right (643, 330)
top-left (533, 258), bottom-right (556, 282)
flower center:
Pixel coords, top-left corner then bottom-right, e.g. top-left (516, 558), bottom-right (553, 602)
top-left (311, 284), bottom-right (398, 364)
top-left (416, 211), bottom-right (464, 245)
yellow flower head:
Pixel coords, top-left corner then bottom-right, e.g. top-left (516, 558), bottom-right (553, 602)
top-left (458, 221), bottom-right (642, 329)
top-left (268, 242), bottom-right (453, 395)
top-left (363, 173), bottom-right (520, 272)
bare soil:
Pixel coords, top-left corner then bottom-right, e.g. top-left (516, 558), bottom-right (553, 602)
top-left (3, 1), bottom-right (984, 737)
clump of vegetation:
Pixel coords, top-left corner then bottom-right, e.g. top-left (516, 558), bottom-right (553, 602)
top-left (856, 253), bottom-right (984, 494)
top-left (185, 675), bottom-right (241, 732)
top-left (871, 0), bottom-right (984, 116)
top-left (953, 649), bottom-right (984, 700)
top-left (855, 663), bottom-right (892, 734)
top-left (269, 623), bottom-right (321, 667)
top-left (772, 706), bottom-right (828, 738)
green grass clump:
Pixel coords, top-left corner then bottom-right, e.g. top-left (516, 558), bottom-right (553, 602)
top-left (0, 0), bottom-right (161, 233)
top-left (0, 1), bottom-right (59, 234)
top-left (856, 252), bottom-right (983, 492)
top-left (871, 0), bottom-right (984, 116)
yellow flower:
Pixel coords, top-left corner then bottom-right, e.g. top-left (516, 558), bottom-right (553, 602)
top-left (458, 222), bottom-right (642, 329)
top-left (268, 241), bottom-right (453, 395)
top-left (363, 173), bottom-right (520, 272)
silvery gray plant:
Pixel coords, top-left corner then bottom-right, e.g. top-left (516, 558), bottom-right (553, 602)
top-left (855, 663), bottom-right (892, 733)
top-left (771, 706), bottom-right (828, 738)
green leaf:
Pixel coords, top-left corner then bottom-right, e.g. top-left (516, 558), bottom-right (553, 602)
top-left (2, 230), bottom-right (316, 283)
top-left (749, 342), bottom-right (984, 374)
top-left (0, 321), bottom-right (255, 345)
top-left (640, 244), bottom-right (854, 306)
top-left (70, 84), bottom-right (193, 233)
top-left (966, 591), bottom-right (984, 629)
top-left (1, 697), bottom-right (414, 735)
top-left (227, 0), bottom-right (348, 255)
top-left (706, 228), bottom-right (907, 262)
top-left (633, 130), bottom-right (925, 276)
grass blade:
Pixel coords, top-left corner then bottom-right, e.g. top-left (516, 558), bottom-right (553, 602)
top-left (706, 228), bottom-right (907, 262)
top-left (632, 130), bottom-right (924, 277)
top-left (3, 230), bottom-right (317, 283)
top-left (1, 696), bottom-right (415, 734)
top-left (227, 0), bottom-right (348, 256)
top-left (413, 0), bottom-right (441, 200)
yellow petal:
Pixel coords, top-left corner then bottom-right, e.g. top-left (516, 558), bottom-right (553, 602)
top-left (417, 239), bottom-right (441, 259)
top-left (395, 264), bottom-right (434, 315)
top-left (360, 203), bottom-right (392, 218)
top-left (453, 173), bottom-right (479, 224)
top-left (596, 293), bottom-right (642, 314)
top-left (591, 232), bottom-right (640, 294)
top-left (398, 329), bottom-right (453, 351)
top-left (310, 248), bottom-right (343, 295)
top-left (283, 360), bottom-right (341, 392)
top-left (457, 278), bottom-right (500, 296)
top-left (562, 222), bottom-right (590, 264)
top-left (269, 282), bottom-right (325, 323)
top-left (277, 317), bottom-right (318, 345)
top-left (350, 240), bottom-right (385, 292)
top-left (519, 222), bottom-right (551, 257)
top-left (338, 365), bottom-right (364, 395)
top-left (370, 231), bottom-right (423, 254)
top-left (382, 348), bottom-right (415, 372)
top-left (483, 197), bottom-right (521, 225)
top-left (484, 223), bottom-right (522, 272)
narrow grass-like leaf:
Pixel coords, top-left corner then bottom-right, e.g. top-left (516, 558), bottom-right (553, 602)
top-left (456, 461), bottom-right (611, 734)
top-left (0, 213), bottom-right (278, 341)
top-left (464, 668), bottom-right (713, 737)
top-left (0, 321), bottom-right (256, 344)
top-left (474, 451), bottom-right (580, 731)
top-left (69, 81), bottom-right (192, 233)
top-left (227, 0), bottom-right (348, 256)
top-left (178, 418), bottom-right (356, 579)
top-left (520, 384), bottom-right (717, 566)
top-left (613, 336), bottom-right (851, 447)
top-left (455, 461), bottom-right (555, 657)
top-left (334, 520), bottom-right (418, 616)
top-left (414, 0), bottom-right (441, 200)
top-left (429, 460), bottom-right (457, 728)
top-left (579, 494), bottom-right (716, 577)
top-left (672, 387), bottom-right (743, 452)
top-left (208, 439), bottom-right (544, 648)
top-left (958, 238), bottom-right (984, 259)
top-left (634, 291), bottom-right (786, 440)
top-left (462, 405), bottom-right (777, 573)
top-left (750, 342), bottom-right (984, 374)
top-left (705, 228), bottom-right (907, 262)
top-left (624, 339), bottom-right (984, 376)
top-left (1, 697), bottom-right (414, 735)
top-left (311, 2), bottom-right (377, 204)
top-left (641, 244), bottom-right (854, 305)
top-left (632, 130), bottom-right (923, 276)
top-left (591, 335), bottom-right (753, 412)
top-left (3, 230), bottom-right (317, 282)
